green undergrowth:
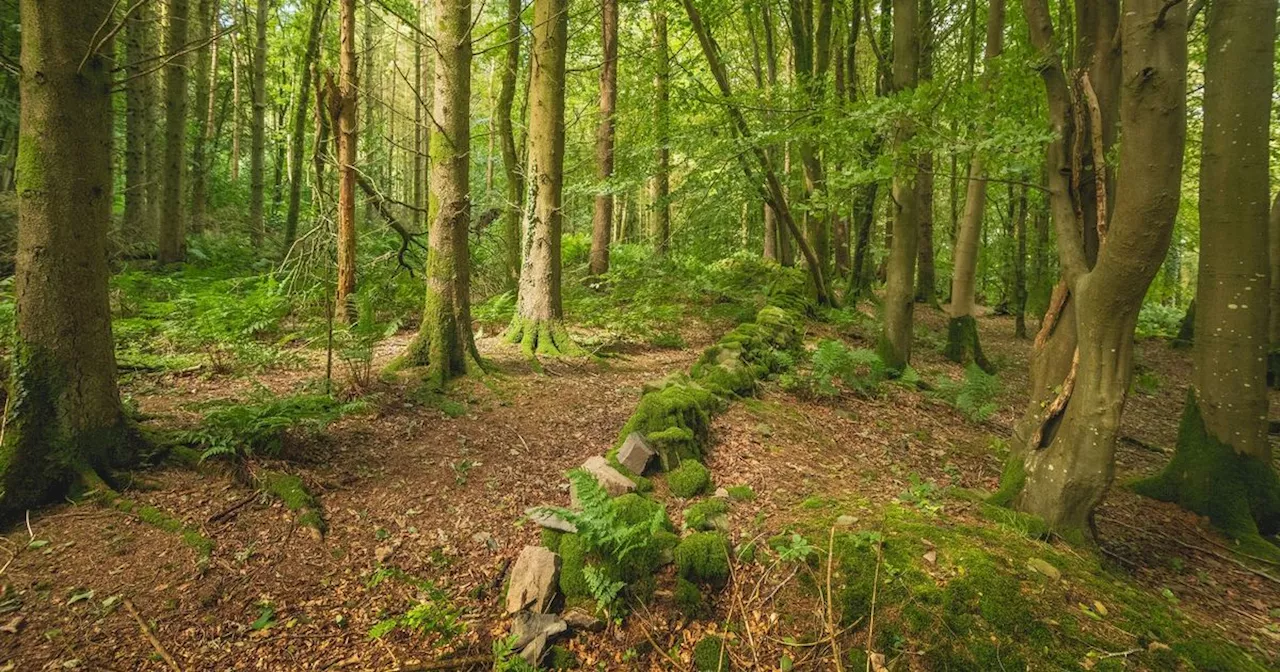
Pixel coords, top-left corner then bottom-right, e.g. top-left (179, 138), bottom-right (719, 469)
top-left (89, 480), bottom-right (213, 565)
top-left (179, 389), bottom-right (371, 463)
top-left (774, 502), bottom-right (1271, 671)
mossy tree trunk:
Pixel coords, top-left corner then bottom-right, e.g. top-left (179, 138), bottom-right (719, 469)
top-left (394, 0), bottom-right (482, 386)
top-left (157, 0), bottom-right (192, 265)
top-left (189, 0), bottom-right (215, 236)
top-left (1, 0), bottom-right (140, 514)
top-left (588, 0), bottom-right (618, 276)
top-left (123, 5), bottom-right (152, 241)
top-left (248, 0), bottom-right (269, 246)
top-left (335, 0), bottom-right (359, 321)
top-left (944, 0), bottom-right (1002, 371)
top-left (497, 0), bottom-right (523, 288)
top-left (506, 0), bottom-right (585, 356)
top-left (789, 0), bottom-right (835, 284)
top-left (1012, 184), bottom-right (1029, 338)
top-left (878, 0), bottom-right (920, 370)
top-left (283, 0), bottom-right (329, 255)
top-left (1004, 0), bottom-right (1186, 537)
top-left (652, 8), bottom-right (672, 256)
top-left (1134, 0), bottom-right (1279, 545)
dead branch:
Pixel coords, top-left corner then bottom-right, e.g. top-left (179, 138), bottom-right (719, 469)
top-left (124, 598), bottom-right (184, 672)
top-left (1031, 348), bottom-right (1080, 449)
top-left (1034, 280), bottom-right (1070, 349)
top-left (1080, 73), bottom-right (1108, 244)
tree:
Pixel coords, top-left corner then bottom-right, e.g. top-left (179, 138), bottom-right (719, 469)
top-left (789, 0), bottom-right (835, 282)
top-left (588, 0), bottom-right (619, 276)
top-left (913, 0), bottom-right (935, 305)
top-left (0, 0), bottom-right (142, 514)
top-left (943, 0), bottom-right (1003, 372)
top-left (393, 0), bottom-right (483, 385)
top-left (336, 0), bottom-right (359, 321)
top-left (1134, 0), bottom-right (1279, 549)
top-left (158, 0), bottom-right (192, 265)
top-left (283, 0), bottom-right (331, 254)
top-left (496, 0), bottom-right (524, 287)
top-left (506, 0), bottom-right (585, 356)
top-left (877, 0), bottom-right (919, 370)
top-left (123, 3), bottom-right (153, 240)
top-left (999, 0), bottom-right (1187, 536)
top-left (189, 0), bottom-right (216, 234)
top-left (652, 7), bottom-right (672, 255)
top-left (249, 0), bottom-right (269, 245)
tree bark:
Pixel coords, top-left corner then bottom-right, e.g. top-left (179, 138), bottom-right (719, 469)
top-left (652, 9), bottom-right (672, 255)
top-left (506, 0), bottom-right (585, 356)
top-left (189, 0), bottom-right (216, 235)
top-left (588, 0), bottom-right (618, 276)
top-left (914, 0), bottom-right (936, 305)
top-left (1135, 0), bottom-right (1279, 543)
top-left (944, 0), bottom-right (1002, 370)
top-left (157, 0), bottom-right (192, 264)
top-left (283, 0), bottom-right (330, 255)
top-left (1013, 183), bottom-right (1029, 338)
top-left (393, 0), bottom-right (482, 385)
top-left (497, 0), bottom-right (523, 288)
top-left (877, 0), bottom-right (920, 370)
top-left (790, 0), bottom-right (835, 283)
top-left (336, 0), bottom-right (359, 320)
top-left (1001, 0), bottom-right (1187, 537)
top-left (1, 0), bottom-right (140, 514)
top-left (249, 0), bottom-right (269, 245)
top-left (123, 5), bottom-right (152, 241)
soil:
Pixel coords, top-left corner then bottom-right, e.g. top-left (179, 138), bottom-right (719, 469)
top-left (0, 309), bottom-right (1277, 671)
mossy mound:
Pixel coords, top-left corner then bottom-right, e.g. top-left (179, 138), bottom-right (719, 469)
top-left (675, 532), bottom-right (731, 588)
top-left (780, 503), bottom-right (1272, 671)
top-left (693, 635), bottom-right (731, 672)
top-left (555, 493), bottom-right (677, 601)
top-left (613, 383), bottom-right (720, 469)
top-left (668, 460), bottom-right (711, 498)
top-left (684, 498), bottom-right (729, 531)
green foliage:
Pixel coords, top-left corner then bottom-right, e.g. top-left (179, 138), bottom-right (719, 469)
top-left (667, 460), bottom-right (711, 498)
top-left (582, 564), bottom-right (627, 615)
top-left (334, 286), bottom-right (401, 389)
top-left (491, 633), bottom-right (539, 672)
top-left (932, 365), bottom-right (1002, 422)
top-left (726, 485), bottom-right (755, 501)
top-left (782, 340), bottom-right (888, 399)
top-left (181, 390), bottom-right (369, 462)
top-left (683, 498), bottom-right (728, 531)
top-left (771, 533), bottom-right (817, 564)
top-left (367, 585), bottom-right (465, 645)
top-left (1137, 302), bottom-right (1186, 340)
top-left (693, 635), bottom-right (731, 672)
top-left (674, 532), bottom-right (731, 587)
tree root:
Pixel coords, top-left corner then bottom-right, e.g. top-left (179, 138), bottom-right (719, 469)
top-left (504, 316), bottom-right (587, 359)
top-left (80, 468), bottom-right (214, 567)
top-left (258, 470), bottom-right (325, 541)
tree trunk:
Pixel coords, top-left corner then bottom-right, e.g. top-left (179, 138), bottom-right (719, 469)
top-left (944, 0), bottom-right (1003, 371)
top-left (497, 0), bottom-right (523, 288)
top-left (1, 0), bottom-right (141, 514)
top-left (652, 9), bottom-right (672, 255)
top-left (336, 0), bottom-right (359, 320)
top-left (1013, 184), bottom-right (1029, 338)
top-left (505, 0), bottom-right (584, 356)
top-left (791, 0), bottom-right (834, 284)
top-left (249, 0), bottom-right (269, 245)
top-left (413, 0), bottom-right (425, 232)
top-left (283, 0), bottom-right (329, 255)
top-left (914, 0), bottom-right (936, 306)
top-left (231, 32), bottom-right (241, 183)
top-left (877, 0), bottom-right (920, 370)
top-left (1000, 0), bottom-right (1187, 537)
top-left (123, 5), bottom-right (151, 241)
top-left (1134, 0), bottom-right (1279, 544)
top-left (157, 0), bottom-right (192, 264)
top-left (588, 0), bottom-right (618, 276)
top-left (393, 0), bottom-right (482, 386)
top-left (189, 0), bottom-right (215, 235)
top-left (1270, 192), bottom-right (1280, 377)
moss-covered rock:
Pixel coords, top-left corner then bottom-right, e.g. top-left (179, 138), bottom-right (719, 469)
top-left (547, 645), bottom-right (579, 669)
top-left (668, 460), bottom-right (711, 498)
top-left (614, 383), bottom-right (719, 469)
top-left (684, 498), bottom-right (729, 531)
top-left (693, 635), bottom-right (731, 672)
top-left (558, 533), bottom-right (590, 599)
top-left (675, 532), bottom-right (730, 587)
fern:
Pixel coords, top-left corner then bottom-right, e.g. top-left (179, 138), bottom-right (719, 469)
top-left (582, 565), bottom-right (626, 615)
top-left (183, 390), bottom-right (369, 463)
top-left (933, 364), bottom-right (1002, 422)
top-left (535, 470), bottom-right (666, 566)
top-left (793, 340), bottom-right (889, 399)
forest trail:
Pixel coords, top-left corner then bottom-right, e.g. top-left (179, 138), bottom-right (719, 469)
top-left (1, 309), bottom-right (1275, 670)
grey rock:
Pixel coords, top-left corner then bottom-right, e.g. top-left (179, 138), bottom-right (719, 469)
top-left (617, 433), bottom-right (656, 475)
top-left (519, 633), bottom-right (551, 666)
top-left (505, 546), bottom-right (561, 614)
top-left (510, 611), bottom-right (567, 650)
top-left (562, 608), bottom-right (604, 633)
top-left (526, 507), bottom-right (578, 533)
top-left (581, 455), bottom-right (636, 497)
top-left (713, 487), bottom-right (730, 499)
top-left (835, 515), bottom-right (858, 527)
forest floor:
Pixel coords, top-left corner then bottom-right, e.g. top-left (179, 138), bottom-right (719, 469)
top-left (1, 294), bottom-right (1278, 671)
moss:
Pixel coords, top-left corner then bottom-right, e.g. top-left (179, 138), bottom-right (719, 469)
top-left (614, 383), bottom-right (719, 468)
top-left (726, 485), bottom-right (755, 501)
top-left (504, 315), bottom-right (587, 359)
top-left (260, 471), bottom-right (326, 534)
top-left (674, 576), bottom-right (706, 615)
top-left (1173, 639), bottom-right (1271, 671)
top-left (558, 533), bottom-right (590, 599)
top-left (693, 635), bottom-right (731, 672)
top-left (668, 460), bottom-right (711, 498)
top-left (541, 528), bottom-right (565, 552)
top-left (942, 315), bottom-right (994, 373)
top-left (107, 494), bottom-right (214, 562)
top-left (547, 645), bottom-right (579, 670)
top-left (684, 499), bottom-right (729, 531)
top-left (1132, 390), bottom-right (1280, 554)
top-left (611, 493), bottom-right (672, 530)
top-left (987, 451), bottom-right (1027, 509)
top-left (675, 532), bottom-right (731, 587)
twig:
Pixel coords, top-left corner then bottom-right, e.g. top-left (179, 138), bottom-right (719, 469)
top-left (1156, 0), bottom-right (1187, 26)
top-left (390, 655), bottom-right (492, 671)
top-left (124, 598), bottom-right (184, 672)
top-left (826, 526), bottom-right (845, 672)
top-left (24, 510), bottom-right (32, 541)
top-left (864, 538), bottom-right (883, 672)
top-left (207, 490), bottom-right (260, 524)
top-left (727, 543), bottom-right (760, 669)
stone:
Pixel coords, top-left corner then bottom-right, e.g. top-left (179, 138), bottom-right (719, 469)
top-left (471, 531), bottom-right (498, 551)
top-left (526, 507), bottom-right (577, 533)
top-left (505, 546), bottom-right (561, 614)
top-left (617, 433), bottom-right (657, 475)
top-left (1027, 558), bottom-right (1061, 581)
top-left (510, 611), bottom-right (567, 650)
top-left (713, 487), bottom-right (730, 499)
top-left (581, 456), bottom-right (636, 497)
top-left (562, 608), bottom-right (604, 633)
top-left (834, 515), bottom-right (857, 527)
top-left (519, 633), bottom-right (550, 666)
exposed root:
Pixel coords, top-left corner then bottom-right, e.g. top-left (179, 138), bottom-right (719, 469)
top-left (503, 316), bottom-right (587, 359)
top-left (259, 470), bottom-right (325, 541)
top-left (80, 468), bottom-right (214, 566)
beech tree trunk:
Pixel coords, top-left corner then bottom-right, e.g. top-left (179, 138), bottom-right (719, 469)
top-left (283, 0), bottom-right (330, 254)
top-left (506, 0), bottom-right (585, 356)
top-left (393, 0), bottom-right (482, 386)
top-left (249, 0), bottom-right (269, 245)
top-left (1013, 184), bottom-right (1029, 338)
top-left (1, 0), bottom-right (140, 514)
top-left (877, 0), bottom-right (920, 370)
top-left (189, 0), bottom-right (215, 235)
top-left (1001, 0), bottom-right (1187, 537)
top-left (943, 0), bottom-right (1002, 372)
top-left (1135, 0), bottom-right (1279, 544)
top-left (158, 0), bottom-right (192, 264)
top-left (652, 9), bottom-right (672, 255)
top-left (914, 0), bottom-right (936, 305)
top-left (497, 0), bottom-right (523, 288)
top-left (336, 0), bottom-right (359, 320)
top-left (588, 0), bottom-right (618, 276)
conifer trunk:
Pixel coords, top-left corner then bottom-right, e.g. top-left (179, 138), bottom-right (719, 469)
top-left (283, 0), bottom-right (329, 254)
top-left (158, 0), bottom-right (192, 264)
top-left (249, 0), bottom-right (269, 245)
top-left (189, 0), bottom-right (215, 235)
top-left (124, 6), bottom-right (152, 240)
top-left (1, 0), bottom-right (140, 514)
top-left (497, 0), bottom-right (523, 288)
top-left (335, 0), bottom-right (359, 321)
top-left (588, 0), bottom-right (618, 276)
top-left (506, 0), bottom-right (585, 356)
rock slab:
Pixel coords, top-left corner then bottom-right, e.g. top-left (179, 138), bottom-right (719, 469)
top-left (510, 611), bottom-right (567, 665)
top-left (581, 455), bottom-right (636, 497)
top-left (505, 546), bottom-right (561, 614)
top-left (526, 507), bottom-right (578, 533)
top-left (616, 432), bottom-right (656, 475)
